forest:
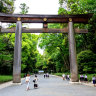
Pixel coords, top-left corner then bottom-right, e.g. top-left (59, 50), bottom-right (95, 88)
top-left (0, 0), bottom-right (96, 75)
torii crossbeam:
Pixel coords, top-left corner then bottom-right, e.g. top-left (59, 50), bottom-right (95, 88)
top-left (0, 12), bottom-right (93, 83)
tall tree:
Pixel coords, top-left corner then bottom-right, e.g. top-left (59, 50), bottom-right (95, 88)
top-left (58, 0), bottom-right (96, 74)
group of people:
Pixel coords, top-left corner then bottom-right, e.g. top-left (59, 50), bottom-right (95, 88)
top-left (25, 73), bottom-right (96, 91)
top-left (80, 74), bottom-right (88, 82)
top-left (62, 74), bottom-right (70, 81)
top-left (62, 74), bottom-right (96, 87)
top-left (80, 74), bottom-right (96, 87)
top-left (25, 74), bottom-right (38, 91)
top-left (44, 73), bottom-right (49, 78)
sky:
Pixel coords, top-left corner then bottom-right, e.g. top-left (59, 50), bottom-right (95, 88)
top-left (14, 0), bottom-right (60, 28)
top-left (14, 0), bottom-right (60, 55)
top-left (14, 0), bottom-right (59, 14)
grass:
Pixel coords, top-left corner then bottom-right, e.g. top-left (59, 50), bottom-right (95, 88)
top-left (0, 73), bottom-right (25, 83)
top-left (52, 72), bottom-right (70, 77)
top-left (53, 73), bottom-right (96, 82)
top-left (0, 75), bottom-right (12, 83)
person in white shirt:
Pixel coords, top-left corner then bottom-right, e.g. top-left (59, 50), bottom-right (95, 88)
top-left (25, 74), bottom-right (30, 91)
top-left (62, 74), bottom-right (65, 80)
top-left (67, 75), bottom-right (70, 80)
top-left (80, 74), bottom-right (84, 82)
top-left (84, 74), bottom-right (88, 82)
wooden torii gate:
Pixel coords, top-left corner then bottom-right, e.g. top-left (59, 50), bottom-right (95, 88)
top-left (0, 12), bottom-right (92, 83)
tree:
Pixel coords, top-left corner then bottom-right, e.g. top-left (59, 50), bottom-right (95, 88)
top-left (19, 3), bottom-right (29, 14)
top-left (39, 24), bottom-right (70, 73)
top-left (0, 33), bottom-right (14, 74)
top-left (77, 50), bottom-right (96, 73)
top-left (0, 0), bottom-right (14, 13)
top-left (0, 0), bottom-right (14, 74)
top-left (0, 2), bottom-right (39, 75)
top-left (58, 0), bottom-right (96, 74)
top-left (21, 33), bottom-right (39, 73)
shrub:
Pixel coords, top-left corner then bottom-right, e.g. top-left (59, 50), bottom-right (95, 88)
top-left (77, 50), bottom-right (96, 73)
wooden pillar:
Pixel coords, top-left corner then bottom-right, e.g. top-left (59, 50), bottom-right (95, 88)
top-left (13, 18), bottom-right (22, 83)
top-left (68, 18), bottom-right (79, 82)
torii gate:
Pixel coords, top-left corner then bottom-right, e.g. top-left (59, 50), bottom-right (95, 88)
top-left (0, 12), bottom-right (92, 83)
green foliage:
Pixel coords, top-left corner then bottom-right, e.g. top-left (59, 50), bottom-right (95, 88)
top-left (53, 73), bottom-right (95, 82)
top-left (53, 72), bottom-right (70, 77)
top-left (0, 34), bottom-right (14, 75)
top-left (77, 50), bottom-right (96, 73)
top-left (59, 0), bottom-right (96, 14)
top-left (0, 73), bottom-right (26, 83)
top-left (39, 23), bottom-right (69, 73)
top-left (0, 2), bottom-right (39, 75)
top-left (0, 75), bottom-right (12, 83)
top-left (0, 0), bottom-right (96, 76)
top-left (19, 3), bottom-right (29, 14)
top-left (79, 0), bottom-right (96, 13)
top-left (21, 33), bottom-right (39, 73)
top-left (58, 0), bottom-right (96, 74)
top-left (58, 8), bottom-right (68, 15)
top-left (36, 54), bottom-right (44, 68)
top-left (0, 32), bottom-right (39, 75)
top-left (0, 0), bottom-right (14, 13)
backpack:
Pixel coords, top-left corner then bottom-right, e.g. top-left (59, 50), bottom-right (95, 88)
top-left (33, 79), bottom-right (35, 83)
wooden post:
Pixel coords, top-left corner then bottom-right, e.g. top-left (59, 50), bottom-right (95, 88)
top-left (13, 18), bottom-right (22, 83)
top-left (68, 18), bottom-right (79, 82)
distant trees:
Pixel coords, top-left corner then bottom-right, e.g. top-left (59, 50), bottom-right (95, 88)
top-left (37, 0), bottom-right (96, 74)
top-left (0, 2), bottom-right (40, 75)
top-left (38, 27), bottom-right (69, 73)
top-left (0, 0), bottom-right (96, 75)
top-left (0, 0), bottom-right (14, 74)
top-left (0, 34), bottom-right (14, 74)
top-left (21, 34), bottom-right (39, 73)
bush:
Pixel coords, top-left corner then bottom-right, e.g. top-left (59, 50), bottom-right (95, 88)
top-left (77, 50), bottom-right (96, 73)
top-left (0, 75), bottom-right (12, 83)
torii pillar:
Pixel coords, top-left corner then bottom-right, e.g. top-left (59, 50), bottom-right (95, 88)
top-left (68, 18), bottom-right (79, 82)
top-left (13, 18), bottom-right (22, 83)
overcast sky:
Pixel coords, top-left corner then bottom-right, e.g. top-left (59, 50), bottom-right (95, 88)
top-left (14, 0), bottom-right (60, 55)
top-left (14, 0), bottom-right (59, 14)
top-left (14, 0), bottom-right (59, 29)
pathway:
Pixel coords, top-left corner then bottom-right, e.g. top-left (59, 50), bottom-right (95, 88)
top-left (0, 75), bottom-right (96, 96)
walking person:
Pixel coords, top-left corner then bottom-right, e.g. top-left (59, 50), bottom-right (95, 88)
top-left (67, 74), bottom-right (70, 80)
top-left (44, 73), bottom-right (46, 78)
top-left (33, 75), bottom-right (38, 89)
top-left (92, 75), bottom-right (96, 87)
top-left (25, 74), bottom-right (30, 91)
top-left (62, 73), bottom-right (65, 80)
top-left (84, 74), bottom-right (88, 83)
top-left (47, 73), bottom-right (49, 78)
top-left (80, 74), bottom-right (84, 82)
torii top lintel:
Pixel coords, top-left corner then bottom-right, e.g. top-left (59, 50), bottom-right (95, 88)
top-left (0, 12), bottom-right (93, 23)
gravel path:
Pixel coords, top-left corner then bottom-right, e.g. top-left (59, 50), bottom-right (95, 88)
top-left (0, 75), bottom-right (96, 96)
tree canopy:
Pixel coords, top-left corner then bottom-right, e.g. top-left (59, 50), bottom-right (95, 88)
top-left (0, 0), bottom-right (96, 75)
top-left (37, 0), bottom-right (96, 74)
top-left (0, 0), bottom-right (14, 13)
